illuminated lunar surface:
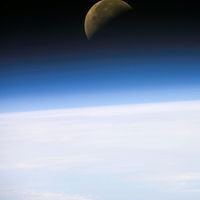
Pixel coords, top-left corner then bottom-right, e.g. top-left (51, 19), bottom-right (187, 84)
top-left (84, 0), bottom-right (132, 39)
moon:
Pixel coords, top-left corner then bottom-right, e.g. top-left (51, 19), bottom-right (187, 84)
top-left (84, 0), bottom-right (132, 39)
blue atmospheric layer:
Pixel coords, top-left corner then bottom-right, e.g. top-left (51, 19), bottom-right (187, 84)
top-left (0, 51), bottom-right (200, 112)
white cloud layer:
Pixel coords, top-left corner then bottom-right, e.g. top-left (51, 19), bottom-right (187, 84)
top-left (0, 190), bottom-right (92, 200)
top-left (0, 100), bottom-right (200, 196)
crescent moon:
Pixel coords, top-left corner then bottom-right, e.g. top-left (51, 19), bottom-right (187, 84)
top-left (84, 0), bottom-right (132, 39)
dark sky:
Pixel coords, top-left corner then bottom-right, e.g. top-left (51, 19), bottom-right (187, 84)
top-left (1, 0), bottom-right (200, 57)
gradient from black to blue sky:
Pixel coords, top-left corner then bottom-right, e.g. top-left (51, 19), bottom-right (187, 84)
top-left (0, 0), bottom-right (200, 112)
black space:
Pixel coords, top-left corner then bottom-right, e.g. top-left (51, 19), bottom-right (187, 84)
top-left (0, 0), bottom-right (200, 59)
